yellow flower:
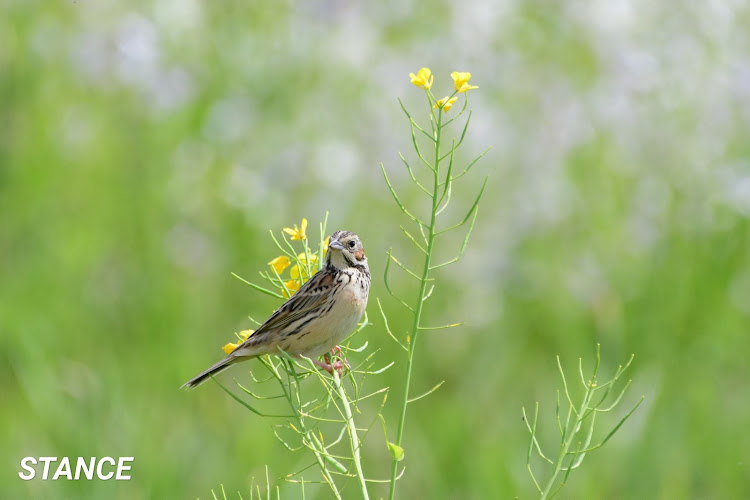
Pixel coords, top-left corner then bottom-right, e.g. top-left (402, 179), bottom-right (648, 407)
top-left (268, 256), bottom-right (291, 275)
top-left (283, 218), bottom-right (308, 241)
top-left (238, 329), bottom-right (254, 341)
top-left (434, 96), bottom-right (458, 111)
top-left (222, 342), bottom-right (238, 354)
top-left (451, 71), bottom-right (478, 93)
top-left (282, 279), bottom-right (301, 297)
top-left (409, 67), bottom-right (433, 89)
top-left (290, 265), bottom-right (304, 279)
top-left (323, 236), bottom-right (330, 254)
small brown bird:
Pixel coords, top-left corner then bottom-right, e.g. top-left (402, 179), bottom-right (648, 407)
top-left (182, 230), bottom-right (370, 389)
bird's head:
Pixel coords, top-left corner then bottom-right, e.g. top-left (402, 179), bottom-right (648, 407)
top-left (327, 230), bottom-right (367, 271)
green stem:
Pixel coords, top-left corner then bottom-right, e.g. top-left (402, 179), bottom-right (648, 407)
top-left (388, 106), bottom-right (443, 500)
top-left (306, 431), bottom-right (344, 498)
top-left (333, 369), bottom-right (369, 500)
top-left (540, 385), bottom-right (593, 499)
top-left (282, 362), bottom-right (344, 499)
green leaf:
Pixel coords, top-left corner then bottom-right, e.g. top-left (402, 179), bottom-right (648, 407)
top-left (387, 442), bottom-right (405, 462)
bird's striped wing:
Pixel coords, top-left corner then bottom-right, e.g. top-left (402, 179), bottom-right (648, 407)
top-left (231, 270), bottom-right (337, 354)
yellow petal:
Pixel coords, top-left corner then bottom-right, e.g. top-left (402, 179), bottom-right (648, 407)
top-left (222, 342), bottom-right (238, 354)
top-left (457, 83), bottom-right (478, 93)
top-left (292, 263), bottom-right (313, 280)
top-left (239, 329), bottom-right (254, 341)
top-left (410, 67), bottom-right (433, 89)
top-left (300, 218), bottom-right (308, 238)
top-left (419, 68), bottom-right (433, 89)
top-left (451, 71), bottom-right (473, 91)
top-left (268, 255), bottom-right (291, 274)
top-left (323, 236), bottom-right (330, 254)
top-left (443, 97), bottom-right (458, 111)
top-left (434, 96), bottom-right (458, 111)
top-left (282, 279), bottom-right (301, 297)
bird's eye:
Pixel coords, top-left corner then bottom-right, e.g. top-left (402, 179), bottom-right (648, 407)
top-left (348, 240), bottom-right (357, 249)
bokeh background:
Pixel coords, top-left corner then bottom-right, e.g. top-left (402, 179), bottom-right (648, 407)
top-left (2, 1), bottom-right (750, 498)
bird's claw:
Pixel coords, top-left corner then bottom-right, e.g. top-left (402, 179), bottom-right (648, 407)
top-left (313, 347), bottom-right (349, 375)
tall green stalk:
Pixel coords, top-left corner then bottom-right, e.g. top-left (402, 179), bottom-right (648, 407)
top-left (383, 69), bottom-right (486, 499)
top-left (387, 108), bottom-right (441, 500)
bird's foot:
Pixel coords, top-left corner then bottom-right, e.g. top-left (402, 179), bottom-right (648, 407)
top-left (312, 350), bottom-right (348, 376)
top-left (330, 346), bottom-right (351, 371)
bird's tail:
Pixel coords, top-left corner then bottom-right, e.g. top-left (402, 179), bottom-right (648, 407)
top-left (181, 356), bottom-right (239, 389)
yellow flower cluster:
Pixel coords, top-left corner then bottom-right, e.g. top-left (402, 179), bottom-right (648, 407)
top-left (268, 252), bottom-right (315, 297)
top-left (268, 219), bottom-right (329, 297)
top-left (410, 67), bottom-right (478, 112)
top-left (271, 252), bottom-right (320, 296)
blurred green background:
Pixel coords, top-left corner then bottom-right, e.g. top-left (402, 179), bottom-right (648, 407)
top-left (2, 1), bottom-right (750, 498)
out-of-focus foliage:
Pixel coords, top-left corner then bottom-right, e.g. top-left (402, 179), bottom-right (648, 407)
top-left (1, 1), bottom-right (749, 498)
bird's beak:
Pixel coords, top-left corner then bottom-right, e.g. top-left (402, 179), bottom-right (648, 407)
top-left (329, 240), bottom-right (345, 251)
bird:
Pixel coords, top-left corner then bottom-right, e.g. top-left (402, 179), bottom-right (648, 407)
top-left (182, 230), bottom-right (370, 389)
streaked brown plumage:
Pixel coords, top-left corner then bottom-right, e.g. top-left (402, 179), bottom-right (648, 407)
top-left (182, 230), bottom-right (370, 389)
